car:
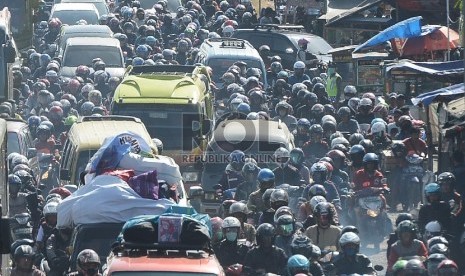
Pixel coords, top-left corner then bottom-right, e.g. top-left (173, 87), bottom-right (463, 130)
top-left (69, 223), bottom-right (125, 271)
top-left (196, 38), bottom-right (268, 88)
top-left (232, 24), bottom-right (333, 69)
top-left (50, 3), bottom-right (100, 25)
top-left (54, 0), bottom-right (109, 17)
top-left (59, 37), bottom-right (124, 78)
top-left (56, 25), bottom-right (113, 56)
top-left (198, 119), bottom-right (294, 216)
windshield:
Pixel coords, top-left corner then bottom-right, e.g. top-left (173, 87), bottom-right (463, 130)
top-left (63, 45), bottom-right (123, 67)
top-left (207, 59), bottom-right (263, 83)
top-left (113, 104), bottom-right (201, 151)
top-left (60, 32), bottom-right (113, 50)
top-left (75, 150), bottom-right (96, 184)
top-left (288, 34), bottom-right (333, 55)
top-left (52, 10), bottom-right (99, 25)
top-left (7, 132), bottom-right (20, 155)
top-left (139, 0), bottom-right (181, 11)
top-left (112, 273), bottom-right (217, 276)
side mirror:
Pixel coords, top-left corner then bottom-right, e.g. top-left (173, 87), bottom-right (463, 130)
top-left (374, 265), bottom-right (384, 271)
top-left (27, 148), bottom-right (37, 159)
top-left (202, 119), bottom-right (212, 135)
top-left (285, 48), bottom-right (294, 54)
top-left (0, 216), bottom-right (12, 254)
top-left (3, 42), bottom-right (16, 63)
top-left (188, 186), bottom-right (204, 198)
top-left (192, 120), bottom-right (201, 132)
top-left (60, 169), bottom-right (70, 181)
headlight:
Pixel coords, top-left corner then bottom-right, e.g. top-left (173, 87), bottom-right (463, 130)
top-left (204, 192), bottom-right (216, 200)
top-left (182, 172), bottom-right (198, 182)
top-left (367, 209), bottom-right (379, 217)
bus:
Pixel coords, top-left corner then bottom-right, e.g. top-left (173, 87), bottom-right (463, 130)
top-left (0, 0), bottom-right (35, 51)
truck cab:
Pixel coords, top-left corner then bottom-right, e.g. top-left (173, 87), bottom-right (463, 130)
top-left (110, 65), bottom-right (214, 191)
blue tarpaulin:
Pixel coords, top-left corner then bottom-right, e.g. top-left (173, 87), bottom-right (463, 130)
top-left (386, 60), bottom-right (464, 83)
top-left (412, 83), bottom-right (465, 106)
top-left (354, 16), bottom-right (422, 52)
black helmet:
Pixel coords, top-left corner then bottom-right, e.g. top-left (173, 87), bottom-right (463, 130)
top-left (8, 174), bottom-right (22, 188)
top-left (14, 170), bottom-right (33, 186)
top-left (313, 201), bottom-right (331, 217)
top-left (14, 245), bottom-right (34, 261)
top-left (349, 145), bottom-right (365, 160)
top-left (309, 124), bottom-right (323, 135)
top-left (304, 92), bottom-right (318, 105)
top-left (396, 220), bottom-right (416, 237)
top-left (290, 234), bottom-right (313, 257)
top-left (362, 153), bottom-right (379, 166)
top-left (349, 133), bottom-right (364, 146)
top-left (359, 139), bottom-right (374, 153)
top-left (289, 148), bottom-right (305, 166)
top-left (256, 223), bottom-right (275, 246)
top-left (270, 189), bottom-right (289, 204)
top-left (404, 259), bottom-right (427, 276)
top-left (341, 225), bottom-right (359, 235)
top-left (395, 213), bottom-right (413, 226)
top-left (391, 141), bottom-right (407, 158)
top-left (77, 249), bottom-right (100, 272)
top-left (437, 172), bottom-right (455, 188)
top-left (276, 214), bottom-right (295, 236)
top-left (308, 184), bottom-right (327, 198)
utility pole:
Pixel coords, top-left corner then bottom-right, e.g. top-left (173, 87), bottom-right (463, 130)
top-left (447, 0), bottom-right (450, 61)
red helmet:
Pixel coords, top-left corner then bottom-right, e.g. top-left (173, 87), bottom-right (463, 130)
top-left (327, 149), bottom-right (345, 161)
top-left (61, 93), bottom-right (77, 106)
top-left (49, 106), bottom-right (64, 118)
top-left (437, 260), bottom-right (458, 276)
top-left (298, 38), bottom-right (309, 46)
top-left (75, 65), bottom-right (90, 77)
top-left (39, 78), bottom-right (50, 87)
top-left (48, 18), bottom-right (62, 29)
top-left (67, 79), bottom-right (81, 94)
top-left (49, 187), bottom-right (71, 199)
top-left (320, 160), bottom-right (333, 173)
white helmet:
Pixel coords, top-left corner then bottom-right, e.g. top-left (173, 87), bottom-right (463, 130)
top-left (425, 221), bottom-right (442, 238)
top-left (359, 98), bottom-right (373, 107)
top-left (371, 122), bottom-right (386, 134)
top-left (43, 201), bottom-right (59, 216)
top-left (274, 147), bottom-right (290, 159)
top-left (321, 115), bottom-right (337, 125)
top-left (222, 216), bottom-right (241, 229)
top-left (309, 195), bottom-right (327, 211)
top-left (339, 232), bottom-right (361, 247)
top-left (343, 85), bottom-right (357, 95)
top-left (294, 61), bottom-right (306, 69)
top-left (331, 137), bottom-right (349, 149)
top-left (222, 25), bottom-right (235, 37)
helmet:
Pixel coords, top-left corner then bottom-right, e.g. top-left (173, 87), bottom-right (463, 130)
top-left (270, 189), bottom-right (289, 204)
top-left (427, 236), bottom-right (449, 249)
top-left (271, 61), bottom-right (283, 74)
top-left (46, 193), bottom-right (62, 203)
top-left (313, 201), bottom-right (331, 217)
top-left (64, 115), bottom-right (78, 126)
top-left (327, 149), bottom-right (345, 163)
top-left (14, 170), bottom-right (33, 186)
top-left (14, 245), bottom-right (34, 261)
top-left (404, 259), bottom-right (426, 275)
top-left (43, 201), bottom-right (58, 216)
top-left (77, 249), bottom-right (100, 272)
top-left (274, 206), bottom-right (293, 224)
top-left (437, 172), bottom-right (455, 188)
top-left (309, 196), bottom-right (327, 211)
top-left (49, 187), bottom-right (71, 199)
top-left (289, 148), bottom-right (304, 166)
top-left (391, 142), bottom-right (407, 158)
top-left (427, 254), bottom-right (448, 276)
top-left (49, 105), bottom-right (63, 119)
top-left (229, 202), bottom-right (249, 216)
top-left (229, 150), bottom-right (245, 171)
top-left (294, 61), bottom-right (305, 69)
top-left (362, 153), bottom-right (378, 166)
top-left (256, 223), bottom-right (275, 246)
top-left (359, 139), bottom-right (374, 153)
top-left (424, 183), bottom-right (441, 197)
top-left (290, 234), bottom-right (313, 257)
top-left (395, 213), bottom-right (413, 226)
top-left (392, 260), bottom-right (408, 274)
top-left (304, 92), bottom-right (318, 105)
top-left (308, 184), bottom-right (327, 198)
top-left (339, 232), bottom-right (361, 254)
top-left (424, 221), bottom-right (441, 240)
top-left (257, 168), bottom-right (275, 188)
top-left (309, 124), bottom-right (324, 136)
top-left (371, 122), bottom-right (386, 136)
top-left (310, 162), bottom-right (328, 183)
top-left (341, 225), bottom-right (359, 235)
top-left (28, 116), bottom-right (41, 129)
top-left (276, 214), bottom-right (295, 236)
top-left (397, 220), bottom-right (416, 236)
top-left (12, 164), bottom-right (32, 175)
top-left (343, 85), bottom-right (357, 95)
top-left (331, 137), bottom-right (349, 149)
top-left (236, 103), bottom-right (250, 114)
top-left (274, 147), bottom-right (290, 161)
top-left (8, 174), bottom-right (22, 188)
top-left (437, 260), bottom-right (458, 276)
top-left (287, 254), bottom-right (309, 275)
top-left (429, 243), bottom-right (449, 256)
top-left (359, 97), bottom-right (373, 107)
top-left (222, 216), bottom-right (241, 229)
top-left (348, 97), bottom-right (360, 113)
top-left (81, 102), bottom-right (95, 116)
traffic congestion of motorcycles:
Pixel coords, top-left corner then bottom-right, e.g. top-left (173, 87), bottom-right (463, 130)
top-left (1, 0), bottom-right (465, 275)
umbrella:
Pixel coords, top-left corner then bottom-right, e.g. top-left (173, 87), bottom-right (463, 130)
top-left (401, 26), bottom-right (460, 56)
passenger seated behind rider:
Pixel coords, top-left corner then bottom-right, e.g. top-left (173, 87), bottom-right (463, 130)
top-left (234, 161), bottom-right (260, 202)
top-left (34, 124), bottom-right (55, 154)
top-left (402, 127), bottom-right (427, 157)
top-left (332, 232), bottom-right (376, 275)
top-left (229, 202), bottom-right (256, 245)
top-left (387, 220), bottom-right (428, 273)
top-left (302, 124), bottom-right (329, 163)
top-left (298, 185), bottom-right (339, 228)
top-left (418, 183), bottom-right (452, 235)
top-left (386, 213), bottom-right (415, 259)
top-left (247, 168), bottom-right (275, 217)
top-left (215, 217), bottom-right (249, 268)
top-left (259, 189), bottom-right (289, 225)
top-left (273, 148), bottom-right (310, 186)
top-left (305, 202), bottom-right (341, 251)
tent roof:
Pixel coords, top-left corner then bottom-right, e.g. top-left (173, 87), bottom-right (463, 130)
top-left (412, 83), bottom-right (465, 106)
top-left (386, 60), bottom-right (465, 83)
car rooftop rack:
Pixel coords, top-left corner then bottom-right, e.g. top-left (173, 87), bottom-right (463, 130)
top-left (253, 24), bottom-right (305, 31)
top-left (206, 37), bottom-right (246, 49)
top-left (130, 65), bottom-right (197, 75)
top-left (78, 115), bottom-right (141, 123)
top-left (115, 241), bottom-right (214, 254)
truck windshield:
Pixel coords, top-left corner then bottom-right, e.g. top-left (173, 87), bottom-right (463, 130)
top-left (112, 104), bottom-right (201, 151)
top-left (52, 10), bottom-right (99, 25)
top-left (63, 45), bottom-right (122, 67)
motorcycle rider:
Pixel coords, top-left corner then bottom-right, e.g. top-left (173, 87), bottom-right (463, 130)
top-left (36, 201), bottom-right (59, 254)
top-left (287, 254), bottom-right (310, 276)
top-left (386, 213), bottom-right (415, 259)
top-left (219, 150), bottom-right (245, 190)
top-left (302, 124), bottom-right (329, 163)
top-left (437, 172), bottom-right (462, 218)
top-left (215, 217), bottom-right (249, 268)
top-left (248, 168), bottom-right (275, 216)
top-left (337, 106), bottom-right (360, 134)
top-left (332, 232), bottom-right (376, 275)
top-left (244, 223), bottom-right (288, 275)
top-left (9, 174), bottom-right (29, 216)
top-left (387, 220), bottom-right (428, 273)
top-left (355, 98), bottom-right (375, 125)
top-left (273, 101), bottom-right (297, 132)
top-left (11, 245), bottom-right (45, 276)
top-left (436, 260), bottom-right (459, 276)
top-left (260, 189), bottom-right (289, 225)
top-left (46, 227), bottom-right (73, 276)
top-left (274, 214), bottom-right (297, 256)
top-left (234, 161), bottom-right (259, 201)
top-left (43, 18), bottom-right (61, 44)
top-left (68, 249), bottom-right (101, 276)
top-left (418, 183), bottom-right (452, 235)
top-left (34, 124), bottom-right (55, 155)
top-left (274, 148), bottom-right (309, 186)
top-left (326, 149), bottom-right (350, 193)
top-left (371, 121), bottom-right (392, 154)
top-left (403, 127), bottom-right (427, 157)
top-left (293, 118), bottom-right (311, 148)
top-left (305, 202), bottom-right (341, 251)
top-left (229, 202), bottom-right (256, 244)
top-left (296, 92), bottom-right (318, 121)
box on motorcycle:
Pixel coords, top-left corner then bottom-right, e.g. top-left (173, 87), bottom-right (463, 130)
top-left (380, 149), bottom-right (397, 172)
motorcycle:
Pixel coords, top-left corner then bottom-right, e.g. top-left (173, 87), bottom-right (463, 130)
top-left (356, 188), bottom-right (392, 251)
top-left (400, 154), bottom-right (424, 211)
top-left (10, 213), bottom-right (33, 241)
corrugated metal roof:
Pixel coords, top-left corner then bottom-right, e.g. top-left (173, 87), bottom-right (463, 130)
top-left (322, 0), bottom-right (382, 24)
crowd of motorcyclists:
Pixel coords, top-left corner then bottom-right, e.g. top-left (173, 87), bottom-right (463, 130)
top-left (4, 0), bottom-right (465, 275)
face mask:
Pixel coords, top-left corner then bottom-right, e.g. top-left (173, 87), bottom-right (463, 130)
top-left (85, 268), bottom-right (98, 276)
top-left (279, 110), bottom-right (287, 117)
top-left (226, 232), bottom-right (238, 242)
top-left (215, 232), bottom-right (223, 241)
top-left (280, 224), bottom-right (294, 236)
top-left (343, 247), bottom-right (357, 256)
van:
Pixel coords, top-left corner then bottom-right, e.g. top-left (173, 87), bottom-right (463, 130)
top-left (56, 25), bottom-right (113, 56)
top-left (55, 0), bottom-right (109, 17)
top-left (59, 37), bottom-right (124, 78)
top-left (196, 38), bottom-right (268, 88)
top-left (59, 116), bottom-right (154, 187)
top-left (50, 3), bottom-right (100, 25)
top-left (110, 65), bottom-right (214, 190)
